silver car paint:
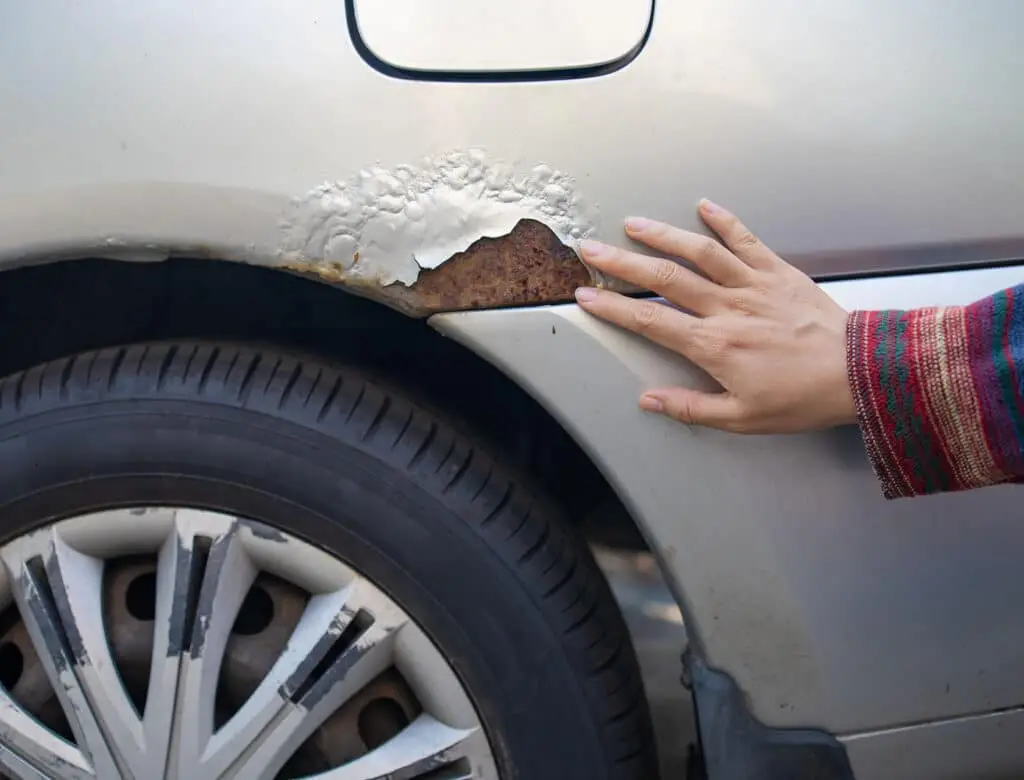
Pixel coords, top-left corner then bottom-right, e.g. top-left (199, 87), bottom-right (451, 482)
top-left (2, 1), bottom-right (1022, 283)
top-left (433, 263), bottom-right (1024, 778)
top-left (1, 0), bottom-right (1022, 776)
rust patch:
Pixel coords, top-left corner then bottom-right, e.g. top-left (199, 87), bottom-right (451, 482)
top-left (383, 219), bottom-right (591, 314)
top-left (281, 218), bottom-right (606, 316)
top-left (281, 258), bottom-right (349, 285)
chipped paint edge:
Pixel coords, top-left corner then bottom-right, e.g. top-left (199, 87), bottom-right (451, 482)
top-left (0, 178), bottom-right (617, 319)
top-left (278, 149), bottom-right (607, 291)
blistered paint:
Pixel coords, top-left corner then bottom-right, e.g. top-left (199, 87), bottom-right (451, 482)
top-left (279, 149), bottom-right (599, 288)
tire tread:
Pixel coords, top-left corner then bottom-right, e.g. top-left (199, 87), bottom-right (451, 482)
top-left (0, 342), bottom-right (658, 777)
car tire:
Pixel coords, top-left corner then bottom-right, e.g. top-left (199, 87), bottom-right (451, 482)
top-left (0, 341), bottom-right (658, 780)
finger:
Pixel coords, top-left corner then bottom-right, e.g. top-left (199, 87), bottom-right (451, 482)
top-left (575, 287), bottom-right (703, 358)
top-left (639, 387), bottom-right (746, 431)
top-left (578, 240), bottom-right (724, 315)
top-left (698, 199), bottom-right (778, 270)
top-left (623, 217), bottom-right (751, 287)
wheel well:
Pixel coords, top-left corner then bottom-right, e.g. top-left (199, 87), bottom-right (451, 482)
top-left (0, 256), bottom-right (646, 550)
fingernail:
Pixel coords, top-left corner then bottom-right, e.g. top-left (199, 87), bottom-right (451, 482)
top-left (639, 394), bottom-right (664, 413)
top-left (625, 217), bottom-right (651, 233)
top-left (579, 239), bottom-right (609, 259)
top-left (700, 198), bottom-right (723, 215)
top-left (575, 287), bottom-right (598, 304)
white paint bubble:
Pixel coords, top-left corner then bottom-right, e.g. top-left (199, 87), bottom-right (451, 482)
top-left (323, 234), bottom-right (359, 269)
top-left (280, 149), bottom-right (598, 287)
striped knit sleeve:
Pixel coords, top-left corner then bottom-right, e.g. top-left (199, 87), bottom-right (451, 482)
top-left (846, 284), bottom-right (1024, 499)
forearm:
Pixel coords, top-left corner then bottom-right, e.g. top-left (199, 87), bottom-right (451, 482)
top-left (847, 285), bottom-right (1024, 498)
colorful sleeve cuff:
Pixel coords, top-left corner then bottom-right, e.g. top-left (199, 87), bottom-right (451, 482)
top-left (846, 292), bottom-right (1024, 499)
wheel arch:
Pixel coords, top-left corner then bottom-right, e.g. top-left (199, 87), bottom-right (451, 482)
top-left (0, 251), bottom-right (649, 554)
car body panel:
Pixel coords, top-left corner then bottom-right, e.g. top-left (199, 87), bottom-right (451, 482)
top-left (843, 707), bottom-right (1024, 780)
top-left (2, 0), bottom-right (1023, 292)
top-left (0, 184), bottom-right (288, 267)
top-left (2, 0), bottom-right (1024, 775)
top-left (430, 263), bottom-right (1024, 748)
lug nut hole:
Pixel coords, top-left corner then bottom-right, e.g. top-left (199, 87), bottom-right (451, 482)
top-left (232, 586), bottom-right (275, 635)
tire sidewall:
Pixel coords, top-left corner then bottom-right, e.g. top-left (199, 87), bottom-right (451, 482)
top-left (0, 399), bottom-right (609, 778)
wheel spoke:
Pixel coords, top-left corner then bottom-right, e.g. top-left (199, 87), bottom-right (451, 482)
top-left (164, 517), bottom-right (257, 778)
top-left (139, 510), bottom-right (234, 778)
top-left (0, 741), bottom-right (56, 780)
top-left (226, 581), bottom-right (409, 780)
top-left (49, 537), bottom-right (150, 773)
top-left (0, 532), bottom-right (122, 778)
top-left (0, 690), bottom-right (94, 779)
top-left (193, 584), bottom-right (351, 776)
top-left (312, 715), bottom-right (486, 780)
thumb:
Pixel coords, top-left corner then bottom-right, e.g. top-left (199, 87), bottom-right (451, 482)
top-left (639, 388), bottom-right (745, 431)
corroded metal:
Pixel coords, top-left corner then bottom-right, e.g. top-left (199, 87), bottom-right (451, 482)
top-left (281, 218), bottom-right (627, 317)
top-left (384, 218), bottom-right (593, 313)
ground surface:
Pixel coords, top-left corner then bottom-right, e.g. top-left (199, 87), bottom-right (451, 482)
top-left (594, 547), bottom-right (695, 779)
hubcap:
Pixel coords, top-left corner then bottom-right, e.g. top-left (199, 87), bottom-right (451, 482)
top-left (0, 508), bottom-right (499, 779)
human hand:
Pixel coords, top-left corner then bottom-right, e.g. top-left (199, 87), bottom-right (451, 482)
top-left (574, 200), bottom-right (856, 434)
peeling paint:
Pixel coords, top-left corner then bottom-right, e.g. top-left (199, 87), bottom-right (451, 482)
top-left (280, 611), bottom-right (349, 704)
top-left (286, 218), bottom-right (596, 315)
top-left (241, 520), bottom-right (288, 544)
top-left (279, 149), bottom-right (605, 314)
top-left (42, 553), bottom-right (90, 668)
top-left (166, 535), bottom-right (195, 658)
